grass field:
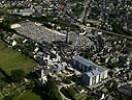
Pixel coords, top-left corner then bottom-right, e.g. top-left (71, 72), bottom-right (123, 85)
top-left (0, 42), bottom-right (37, 74)
top-left (16, 91), bottom-right (41, 100)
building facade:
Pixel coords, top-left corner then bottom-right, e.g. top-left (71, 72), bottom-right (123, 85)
top-left (72, 55), bottom-right (108, 86)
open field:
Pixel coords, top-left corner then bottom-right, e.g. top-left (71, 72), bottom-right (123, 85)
top-left (0, 42), bottom-right (37, 74)
top-left (16, 90), bottom-right (41, 100)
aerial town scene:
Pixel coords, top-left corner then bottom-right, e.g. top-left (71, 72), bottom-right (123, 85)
top-left (0, 0), bottom-right (132, 100)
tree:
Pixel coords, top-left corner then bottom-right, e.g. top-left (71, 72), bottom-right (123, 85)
top-left (86, 96), bottom-right (97, 100)
top-left (44, 79), bottom-right (62, 100)
top-left (105, 80), bottom-right (118, 93)
top-left (108, 70), bottom-right (114, 77)
top-left (32, 78), bottom-right (62, 100)
top-left (67, 87), bottom-right (76, 100)
top-left (0, 81), bottom-right (6, 90)
top-left (4, 95), bottom-right (14, 100)
top-left (0, 32), bottom-right (4, 39)
top-left (11, 69), bottom-right (25, 83)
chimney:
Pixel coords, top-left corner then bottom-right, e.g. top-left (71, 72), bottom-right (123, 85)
top-left (65, 27), bottom-right (69, 43)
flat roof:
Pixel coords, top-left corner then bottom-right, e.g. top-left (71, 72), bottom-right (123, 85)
top-left (12, 21), bottom-right (94, 47)
top-left (73, 55), bottom-right (107, 77)
top-left (13, 21), bottom-right (66, 44)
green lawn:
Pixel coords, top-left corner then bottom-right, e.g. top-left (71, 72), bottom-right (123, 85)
top-left (0, 42), bottom-right (37, 74)
top-left (16, 91), bottom-right (41, 100)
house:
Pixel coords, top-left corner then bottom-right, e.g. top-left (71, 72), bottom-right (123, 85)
top-left (118, 83), bottom-right (132, 97)
top-left (42, 50), bottom-right (66, 73)
top-left (0, 17), bottom-right (4, 23)
top-left (72, 55), bottom-right (108, 86)
top-left (12, 8), bottom-right (34, 16)
top-left (10, 24), bottom-right (21, 29)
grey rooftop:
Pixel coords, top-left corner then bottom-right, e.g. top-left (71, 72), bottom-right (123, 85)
top-left (13, 21), bottom-right (66, 44)
top-left (73, 55), bottom-right (107, 77)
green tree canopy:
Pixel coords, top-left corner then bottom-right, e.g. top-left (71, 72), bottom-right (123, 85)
top-left (44, 79), bottom-right (62, 100)
top-left (11, 69), bottom-right (25, 83)
top-left (4, 95), bottom-right (14, 100)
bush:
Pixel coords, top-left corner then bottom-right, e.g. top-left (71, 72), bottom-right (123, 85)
top-left (4, 95), bottom-right (14, 100)
top-left (11, 69), bottom-right (25, 83)
top-left (44, 79), bottom-right (62, 100)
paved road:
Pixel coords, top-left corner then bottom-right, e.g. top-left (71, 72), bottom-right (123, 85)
top-left (75, 23), bottom-right (132, 40)
top-left (80, 0), bottom-right (91, 22)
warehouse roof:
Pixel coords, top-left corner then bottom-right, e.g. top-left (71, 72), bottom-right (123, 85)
top-left (13, 21), bottom-right (66, 44)
top-left (73, 55), bottom-right (107, 77)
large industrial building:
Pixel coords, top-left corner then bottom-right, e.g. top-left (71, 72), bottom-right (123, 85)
top-left (72, 55), bottom-right (108, 86)
top-left (11, 21), bottom-right (66, 44)
top-left (11, 21), bottom-right (94, 47)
